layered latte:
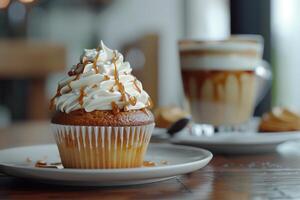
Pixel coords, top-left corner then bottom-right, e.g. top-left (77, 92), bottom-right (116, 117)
top-left (179, 35), bottom-right (264, 126)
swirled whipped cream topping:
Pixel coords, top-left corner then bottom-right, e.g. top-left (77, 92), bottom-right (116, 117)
top-left (50, 41), bottom-right (152, 113)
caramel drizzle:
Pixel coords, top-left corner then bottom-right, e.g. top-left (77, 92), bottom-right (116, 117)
top-left (111, 52), bottom-right (150, 112)
top-left (133, 79), bottom-right (142, 93)
top-left (49, 85), bottom-right (62, 110)
top-left (68, 60), bottom-right (90, 77)
top-left (104, 75), bottom-right (110, 80)
top-left (147, 97), bottom-right (153, 109)
top-left (51, 46), bottom-right (152, 113)
top-left (51, 67), bottom-right (80, 109)
top-left (124, 106), bottom-right (129, 112)
top-left (112, 54), bottom-right (119, 82)
top-left (51, 45), bottom-right (103, 110)
top-left (112, 53), bottom-right (128, 106)
top-left (118, 83), bottom-right (126, 102)
top-left (128, 96), bottom-right (137, 106)
top-left (109, 85), bottom-right (114, 92)
top-left (111, 101), bottom-right (120, 114)
top-left (92, 46), bottom-right (101, 74)
top-left (78, 87), bottom-right (86, 106)
top-left (112, 58), bottom-right (138, 111)
top-left (92, 84), bottom-right (98, 88)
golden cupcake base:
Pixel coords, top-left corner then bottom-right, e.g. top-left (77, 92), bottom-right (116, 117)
top-left (52, 124), bottom-right (154, 169)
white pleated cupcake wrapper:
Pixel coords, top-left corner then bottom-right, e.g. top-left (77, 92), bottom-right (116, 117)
top-left (51, 123), bottom-right (154, 169)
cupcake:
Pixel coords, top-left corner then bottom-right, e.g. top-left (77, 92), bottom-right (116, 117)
top-left (50, 41), bottom-right (154, 169)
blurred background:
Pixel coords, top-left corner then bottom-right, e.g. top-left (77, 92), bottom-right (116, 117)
top-left (0, 0), bottom-right (296, 127)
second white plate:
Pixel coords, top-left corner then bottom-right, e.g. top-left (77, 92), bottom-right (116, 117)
top-left (171, 131), bottom-right (300, 154)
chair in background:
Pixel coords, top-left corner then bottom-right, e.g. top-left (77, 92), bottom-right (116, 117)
top-left (0, 40), bottom-right (66, 120)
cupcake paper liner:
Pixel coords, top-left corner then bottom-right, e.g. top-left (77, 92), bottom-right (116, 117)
top-left (51, 123), bottom-right (154, 169)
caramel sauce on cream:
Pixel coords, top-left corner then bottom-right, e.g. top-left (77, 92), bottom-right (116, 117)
top-left (49, 86), bottom-right (62, 110)
top-left (68, 60), bottom-right (90, 76)
top-left (111, 101), bottom-right (120, 114)
top-left (78, 87), bottom-right (86, 106)
top-left (92, 84), bottom-right (98, 88)
top-left (109, 85), bottom-right (115, 92)
top-left (133, 79), bottom-right (142, 93)
top-left (92, 51), bottom-right (100, 74)
top-left (117, 82), bottom-right (126, 102)
top-left (129, 96), bottom-right (137, 106)
top-left (112, 53), bottom-right (129, 110)
top-left (104, 75), bottom-right (110, 80)
top-left (146, 97), bottom-right (153, 109)
top-left (50, 44), bottom-right (151, 114)
top-left (124, 106), bottom-right (129, 112)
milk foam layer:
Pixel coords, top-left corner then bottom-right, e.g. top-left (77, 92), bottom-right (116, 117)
top-left (179, 35), bottom-right (264, 70)
top-left (180, 56), bottom-right (262, 70)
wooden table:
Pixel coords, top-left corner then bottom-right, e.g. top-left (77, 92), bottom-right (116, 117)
top-left (1, 121), bottom-right (300, 200)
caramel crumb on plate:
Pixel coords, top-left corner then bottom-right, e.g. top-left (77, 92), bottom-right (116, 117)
top-left (35, 160), bottom-right (64, 169)
top-left (143, 161), bottom-right (156, 167)
top-left (35, 160), bottom-right (47, 167)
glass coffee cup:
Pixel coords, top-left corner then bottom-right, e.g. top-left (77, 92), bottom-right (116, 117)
top-left (179, 35), bottom-right (272, 126)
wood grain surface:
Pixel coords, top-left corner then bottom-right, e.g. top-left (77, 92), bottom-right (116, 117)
top-left (1, 121), bottom-right (300, 200)
top-left (0, 40), bottom-right (66, 78)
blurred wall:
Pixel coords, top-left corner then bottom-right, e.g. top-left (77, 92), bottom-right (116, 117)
top-left (186, 0), bottom-right (230, 40)
top-left (272, 0), bottom-right (300, 109)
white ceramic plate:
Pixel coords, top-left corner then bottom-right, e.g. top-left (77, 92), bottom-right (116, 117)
top-left (171, 131), bottom-right (300, 154)
top-left (0, 143), bottom-right (212, 186)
